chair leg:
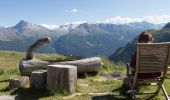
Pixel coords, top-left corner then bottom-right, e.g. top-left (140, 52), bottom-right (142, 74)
top-left (161, 85), bottom-right (170, 100)
top-left (132, 89), bottom-right (137, 100)
top-left (128, 78), bottom-right (136, 100)
top-left (126, 63), bottom-right (129, 76)
top-left (155, 81), bottom-right (163, 94)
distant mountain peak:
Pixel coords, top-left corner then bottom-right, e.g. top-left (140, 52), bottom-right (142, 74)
top-left (12, 20), bottom-right (46, 31)
top-left (162, 22), bottom-right (170, 29)
top-left (19, 20), bottom-right (28, 23)
top-left (14, 20), bottom-right (33, 28)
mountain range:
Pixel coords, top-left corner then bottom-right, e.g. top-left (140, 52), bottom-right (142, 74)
top-left (109, 22), bottom-right (170, 63)
top-left (0, 20), bottom-right (165, 56)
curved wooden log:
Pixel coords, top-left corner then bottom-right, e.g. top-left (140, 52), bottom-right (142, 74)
top-left (19, 37), bottom-right (102, 76)
top-left (26, 37), bottom-right (51, 60)
top-left (19, 57), bottom-right (102, 76)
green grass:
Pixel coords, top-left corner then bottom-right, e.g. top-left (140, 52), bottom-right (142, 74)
top-left (0, 50), bottom-right (170, 100)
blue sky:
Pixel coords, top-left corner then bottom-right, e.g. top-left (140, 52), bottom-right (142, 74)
top-left (1, 0), bottom-right (170, 26)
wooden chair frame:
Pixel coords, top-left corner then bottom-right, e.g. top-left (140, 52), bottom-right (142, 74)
top-left (127, 42), bottom-right (170, 100)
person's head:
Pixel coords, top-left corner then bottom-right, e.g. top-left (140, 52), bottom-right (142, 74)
top-left (138, 31), bottom-right (154, 43)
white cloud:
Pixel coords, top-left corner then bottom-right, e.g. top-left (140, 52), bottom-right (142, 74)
top-left (103, 15), bottom-right (170, 24)
top-left (71, 21), bottom-right (86, 24)
top-left (104, 16), bottom-right (143, 24)
top-left (65, 9), bottom-right (78, 13)
top-left (41, 15), bottom-right (170, 28)
top-left (72, 9), bottom-right (78, 12)
top-left (144, 15), bottom-right (170, 24)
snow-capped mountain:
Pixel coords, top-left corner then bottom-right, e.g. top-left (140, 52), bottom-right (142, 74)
top-left (9, 20), bottom-right (59, 39)
top-left (41, 24), bottom-right (59, 30)
top-left (40, 23), bottom-right (79, 36)
top-left (0, 20), bottom-right (166, 56)
top-left (53, 22), bottom-right (165, 56)
top-left (0, 20), bottom-right (57, 53)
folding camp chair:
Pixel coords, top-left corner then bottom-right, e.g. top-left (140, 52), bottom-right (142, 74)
top-left (127, 42), bottom-right (170, 100)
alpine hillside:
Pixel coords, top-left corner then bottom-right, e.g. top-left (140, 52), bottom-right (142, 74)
top-left (109, 22), bottom-right (170, 63)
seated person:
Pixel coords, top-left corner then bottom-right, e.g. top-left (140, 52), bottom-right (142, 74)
top-left (130, 31), bottom-right (161, 79)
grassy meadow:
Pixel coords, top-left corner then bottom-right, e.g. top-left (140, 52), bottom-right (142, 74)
top-left (0, 50), bottom-right (169, 100)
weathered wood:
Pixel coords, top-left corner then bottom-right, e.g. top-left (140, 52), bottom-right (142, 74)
top-left (46, 65), bottom-right (77, 93)
top-left (26, 37), bottom-right (51, 60)
top-left (19, 37), bottom-right (102, 76)
top-left (127, 42), bottom-right (170, 98)
top-left (137, 43), bottom-right (170, 73)
top-left (30, 70), bottom-right (47, 89)
top-left (57, 57), bottom-right (102, 72)
top-left (19, 57), bottom-right (102, 76)
top-left (19, 59), bottom-right (49, 76)
top-left (8, 76), bottom-right (29, 89)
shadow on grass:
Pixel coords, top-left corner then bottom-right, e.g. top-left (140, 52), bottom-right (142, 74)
top-left (0, 87), bottom-right (10, 93)
top-left (1, 86), bottom-right (76, 100)
top-left (10, 88), bottom-right (51, 100)
top-left (91, 82), bottom-right (131, 100)
top-left (0, 79), bottom-right (9, 83)
top-left (78, 72), bottom-right (98, 78)
top-left (92, 94), bottom-right (128, 100)
top-left (109, 81), bottom-right (158, 100)
top-left (0, 86), bottom-right (51, 100)
top-left (92, 78), bottom-right (159, 100)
